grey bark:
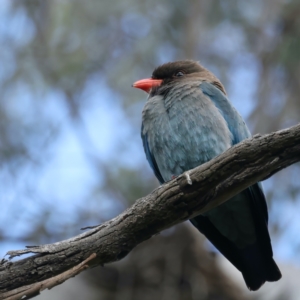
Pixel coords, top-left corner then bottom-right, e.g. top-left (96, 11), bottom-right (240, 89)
top-left (1, 123), bottom-right (300, 299)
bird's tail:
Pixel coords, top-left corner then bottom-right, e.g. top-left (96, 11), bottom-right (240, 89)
top-left (190, 216), bottom-right (282, 291)
top-left (239, 243), bottom-right (281, 291)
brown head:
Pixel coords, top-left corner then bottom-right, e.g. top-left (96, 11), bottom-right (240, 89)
top-left (132, 60), bottom-right (226, 95)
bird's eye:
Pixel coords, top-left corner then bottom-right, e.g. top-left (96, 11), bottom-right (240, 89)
top-left (175, 71), bottom-right (185, 77)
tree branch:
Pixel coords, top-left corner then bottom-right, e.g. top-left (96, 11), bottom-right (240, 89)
top-left (1, 123), bottom-right (300, 299)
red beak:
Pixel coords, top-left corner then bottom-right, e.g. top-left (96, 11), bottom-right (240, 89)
top-left (132, 78), bottom-right (163, 93)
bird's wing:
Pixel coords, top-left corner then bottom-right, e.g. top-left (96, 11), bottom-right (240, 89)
top-left (141, 125), bottom-right (164, 184)
top-left (193, 82), bottom-right (280, 290)
top-left (199, 81), bottom-right (268, 221)
top-left (200, 81), bottom-right (251, 144)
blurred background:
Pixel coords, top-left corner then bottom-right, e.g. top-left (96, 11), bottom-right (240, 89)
top-left (1, 0), bottom-right (300, 299)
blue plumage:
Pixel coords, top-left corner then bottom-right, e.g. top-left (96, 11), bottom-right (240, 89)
top-left (134, 60), bottom-right (281, 291)
top-left (200, 81), bottom-right (251, 144)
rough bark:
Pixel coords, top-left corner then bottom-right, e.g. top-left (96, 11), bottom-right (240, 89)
top-left (1, 123), bottom-right (300, 299)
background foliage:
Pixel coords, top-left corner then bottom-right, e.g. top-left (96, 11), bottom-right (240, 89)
top-left (1, 0), bottom-right (300, 299)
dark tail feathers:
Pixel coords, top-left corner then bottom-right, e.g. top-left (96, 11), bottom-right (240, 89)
top-left (240, 244), bottom-right (282, 291)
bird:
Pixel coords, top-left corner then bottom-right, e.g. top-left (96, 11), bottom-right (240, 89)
top-left (132, 60), bottom-right (282, 291)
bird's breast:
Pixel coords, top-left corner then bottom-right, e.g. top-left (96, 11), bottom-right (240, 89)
top-left (142, 83), bottom-right (233, 182)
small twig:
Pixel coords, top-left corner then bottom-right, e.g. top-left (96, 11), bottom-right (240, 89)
top-left (1, 253), bottom-right (97, 300)
top-left (6, 225), bottom-right (103, 259)
top-left (81, 225), bottom-right (99, 230)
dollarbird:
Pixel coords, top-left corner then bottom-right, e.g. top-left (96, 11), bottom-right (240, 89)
top-left (132, 60), bottom-right (281, 291)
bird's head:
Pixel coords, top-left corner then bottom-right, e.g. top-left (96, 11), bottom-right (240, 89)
top-left (132, 60), bottom-right (226, 95)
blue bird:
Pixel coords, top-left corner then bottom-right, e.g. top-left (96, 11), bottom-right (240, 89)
top-left (133, 60), bottom-right (281, 291)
